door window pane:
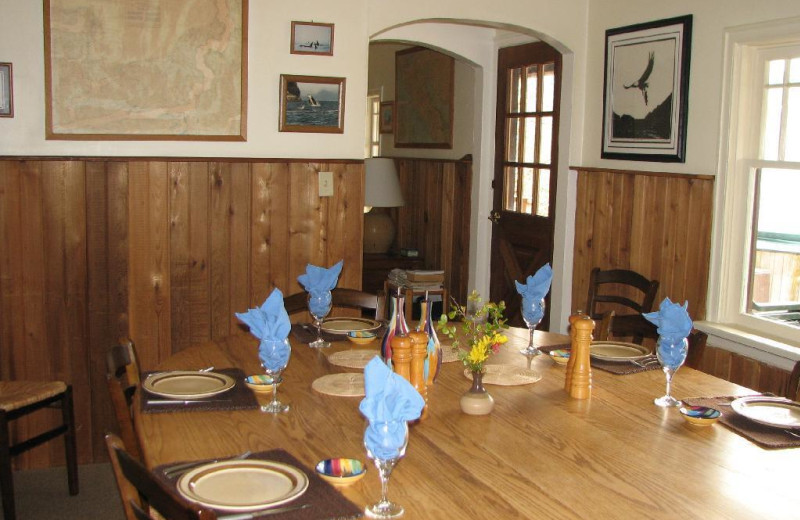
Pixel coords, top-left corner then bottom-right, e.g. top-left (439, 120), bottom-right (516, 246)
top-left (542, 63), bottom-right (555, 112)
top-left (539, 116), bottom-right (552, 165)
top-left (506, 117), bottom-right (521, 162)
top-left (503, 167), bottom-right (519, 212)
top-left (536, 168), bottom-right (550, 217)
top-left (521, 167), bottom-right (534, 214)
top-left (509, 68), bottom-right (522, 113)
top-left (523, 117), bottom-right (537, 164)
top-left (525, 65), bottom-right (538, 112)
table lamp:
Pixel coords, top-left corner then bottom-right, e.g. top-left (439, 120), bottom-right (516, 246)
top-left (364, 158), bottom-right (404, 254)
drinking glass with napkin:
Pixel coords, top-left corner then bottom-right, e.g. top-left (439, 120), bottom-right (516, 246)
top-left (359, 357), bottom-right (425, 459)
top-left (235, 288), bottom-right (291, 372)
top-left (643, 298), bottom-right (693, 369)
top-left (515, 263), bottom-right (553, 324)
top-left (298, 260), bottom-right (343, 294)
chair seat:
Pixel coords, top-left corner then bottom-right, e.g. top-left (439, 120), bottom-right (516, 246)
top-left (0, 381), bottom-right (68, 412)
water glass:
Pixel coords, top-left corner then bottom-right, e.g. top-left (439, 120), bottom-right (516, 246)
top-left (260, 338), bottom-right (291, 413)
top-left (654, 337), bottom-right (688, 407)
top-left (520, 297), bottom-right (545, 356)
top-left (308, 291), bottom-right (332, 348)
top-left (364, 421), bottom-right (409, 519)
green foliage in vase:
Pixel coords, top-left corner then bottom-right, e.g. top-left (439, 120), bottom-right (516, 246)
top-left (437, 290), bottom-right (508, 373)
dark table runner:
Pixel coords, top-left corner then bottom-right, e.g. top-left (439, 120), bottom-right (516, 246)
top-left (538, 344), bottom-right (661, 375)
top-left (682, 395), bottom-right (800, 450)
top-left (155, 449), bottom-right (363, 519)
top-left (141, 368), bottom-right (259, 414)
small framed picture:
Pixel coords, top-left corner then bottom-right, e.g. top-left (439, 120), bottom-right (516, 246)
top-left (601, 15), bottom-right (692, 162)
top-left (290, 22), bottom-right (334, 56)
top-left (379, 101), bottom-right (394, 134)
top-left (0, 63), bottom-right (13, 118)
top-left (279, 74), bottom-right (345, 133)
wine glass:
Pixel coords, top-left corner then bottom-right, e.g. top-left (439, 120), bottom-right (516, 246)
top-left (519, 297), bottom-right (545, 356)
top-left (653, 337), bottom-right (688, 407)
top-left (307, 290), bottom-right (332, 348)
top-left (259, 338), bottom-right (291, 413)
top-left (364, 421), bottom-right (409, 519)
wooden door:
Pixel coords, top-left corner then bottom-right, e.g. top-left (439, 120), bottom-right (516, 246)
top-left (490, 42), bottom-right (562, 328)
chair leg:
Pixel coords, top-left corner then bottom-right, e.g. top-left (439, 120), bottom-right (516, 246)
top-left (0, 411), bottom-right (16, 520)
top-left (62, 386), bottom-right (79, 496)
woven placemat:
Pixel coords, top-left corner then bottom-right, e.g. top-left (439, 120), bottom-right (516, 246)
top-left (441, 347), bottom-right (460, 363)
top-left (155, 449), bottom-right (362, 519)
top-left (311, 373), bottom-right (365, 397)
top-left (682, 395), bottom-right (800, 450)
top-left (464, 365), bottom-right (542, 386)
top-left (538, 344), bottom-right (660, 375)
top-left (326, 349), bottom-right (381, 369)
top-left (141, 368), bottom-right (259, 414)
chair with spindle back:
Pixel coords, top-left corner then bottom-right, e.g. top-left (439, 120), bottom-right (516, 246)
top-left (105, 433), bottom-right (217, 520)
top-left (586, 267), bottom-right (660, 344)
top-left (0, 381), bottom-right (79, 520)
top-left (106, 338), bottom-right (143, 461)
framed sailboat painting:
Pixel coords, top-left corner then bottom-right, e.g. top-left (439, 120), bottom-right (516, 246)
top-left (601, 15), bottom-right (692, 162)
top-left (279, 74), bottom-right (345, 133)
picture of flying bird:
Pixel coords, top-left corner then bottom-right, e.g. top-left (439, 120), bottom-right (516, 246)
top-left (624, 51), bottom-right (655, 105)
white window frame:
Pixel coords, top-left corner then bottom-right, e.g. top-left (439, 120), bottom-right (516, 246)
top-left (703, 18), bottom-right (800, 361)
top-left (366, 90), bottom-right (381, 158)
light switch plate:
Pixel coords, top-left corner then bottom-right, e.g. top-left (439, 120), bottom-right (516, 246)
top-left (319, 171), bottom-right (333, 197)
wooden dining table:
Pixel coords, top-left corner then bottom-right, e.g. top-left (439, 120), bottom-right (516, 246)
top-left (135, 326), bottom-right (800, 519)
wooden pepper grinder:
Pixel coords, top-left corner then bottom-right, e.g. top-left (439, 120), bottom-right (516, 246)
top-left (390, 334), bottom-right (412, 383)
top-left (564, 312), bottom-right (584, 392)
top-left (408, 331), bottom-right (430, 420)
top-left (568, 316), bottom-right (594, 399)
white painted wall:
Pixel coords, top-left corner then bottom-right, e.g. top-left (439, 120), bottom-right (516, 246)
top-left (0, 0), bottom-right (370, 159)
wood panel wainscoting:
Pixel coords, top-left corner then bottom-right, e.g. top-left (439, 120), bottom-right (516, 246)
top-left (0, 157), bottom-right (364, 469)
top-left (391, 157), bottom-right (472, 305)
top-left (570, 166), bottom-right (796, 396)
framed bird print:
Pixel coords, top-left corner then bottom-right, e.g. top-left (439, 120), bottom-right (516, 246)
top-left (601, 15), bottom-right (692, 162)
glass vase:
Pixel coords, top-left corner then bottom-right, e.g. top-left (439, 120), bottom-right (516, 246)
top-left (381, 292), bottom-right (409, 368)
top-left (417, 297), bottom-right (442, 384)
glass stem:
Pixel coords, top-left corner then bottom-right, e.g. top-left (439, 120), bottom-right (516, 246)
top-left (377, 459), bottom-right (396, 505)
top-left (664, 368), bottom-right (673, 398)
top-left (271, 382), bottom-right (279, 407)
top-left (528, 327), bottom-right (535, 350)
top-left (315, 318), bottom-right (322, 341)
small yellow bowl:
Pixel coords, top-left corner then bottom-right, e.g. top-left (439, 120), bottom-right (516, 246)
top-left (549, 349), bottom-right (570, 365)
top-left (244, 374), bottom-right (280, 394)
top-left (679, 405), bottom-right (721, 427)
top-left (347, 331), bottom-right (377, 345)
top-left (315, 458), bottom-right (366, 486)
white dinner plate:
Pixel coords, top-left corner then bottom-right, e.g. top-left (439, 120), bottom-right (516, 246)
top-left (590, 341), bottom-right (652, 362)
top-left (321, 317), bottom-right (382, 334)
top-left (177, 459), bottom-right (309, 512)
top-left (143, 371), bottom-right (235, 400)
top-left (730, 396), bottom-right (800, 430)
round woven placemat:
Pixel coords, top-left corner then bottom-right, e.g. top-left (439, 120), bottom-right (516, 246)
top-left (441, 347), bottom-right (460, 363)
top-left (464, 365), bottom-right (542, 386)
top-left (311, 373), bottom-right (365, 397)
top-left (326, 349), bottom-right (380, 369)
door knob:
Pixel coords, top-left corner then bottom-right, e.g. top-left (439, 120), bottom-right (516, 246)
top-left (488, 211), bottom-right (501, 223)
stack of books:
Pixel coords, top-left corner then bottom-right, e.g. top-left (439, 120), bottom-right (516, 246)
top-left (388, 268), bottom-right (444, 290)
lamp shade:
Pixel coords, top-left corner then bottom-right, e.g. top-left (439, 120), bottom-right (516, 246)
top-left (364, 158), bottom-right (404, 208)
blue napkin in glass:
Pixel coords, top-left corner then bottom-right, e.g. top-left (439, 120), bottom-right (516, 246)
top-left (515, 263), bottom-right (553, 323)
top-left (235, 288), bottom-right (291, 371)
top-left (643, 297), bottom-right (693, 368)
top-left (359, 357), bottom-right (424, 459)
top-left (298, 260), bottom-right (344, 296)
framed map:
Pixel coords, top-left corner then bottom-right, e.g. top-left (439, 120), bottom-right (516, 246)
top-left (44, 0), bottom-right (248, 141)
top-left (395, 47), bottom-right (454, 148)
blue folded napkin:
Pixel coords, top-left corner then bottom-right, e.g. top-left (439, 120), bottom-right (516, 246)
top-left (359, 357), bottom-right (424, 459)
top-left (298, 260), bottom-right (344, 296)
top-left (515, 264), bottom-right (552, 323)
top-left (235, 289), bottom-right (291, 372)
top-left (643, 297), bottom-right (693, 369)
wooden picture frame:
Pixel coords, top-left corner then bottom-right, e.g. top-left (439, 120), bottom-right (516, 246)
top-left (379, 101), bottom-right (394, 134)
top-left (290, 22), bottom-right (334, 56)
top-left (0, 63), bottom-right (12, 118)
top-left (395, 47), bottom-right (454, 148)
top-left (279, 74), bottom-right (345, 133)
top-left (43, 0), bottom-right (248, 140)
top-left (601, 15), bottom-right (692, 162)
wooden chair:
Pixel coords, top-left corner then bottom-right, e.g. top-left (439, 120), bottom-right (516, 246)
top-left (0, 381), bottom-right (79, 520)
top-left (105, 433), bottom-right (216, 520)
top-left (786, 361), bottom-right (800, 401)
top-left (284, 288), bottom-right (386, 320)
top-left (106, 339), bottom-right (143, 461)
top-left (586, 267), bottom-right (660, 344)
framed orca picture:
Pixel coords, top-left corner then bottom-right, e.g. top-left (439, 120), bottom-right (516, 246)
top-left (601, 15), bottom-right (692, 162)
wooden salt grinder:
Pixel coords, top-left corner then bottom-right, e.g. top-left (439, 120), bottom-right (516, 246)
top-left (564, 312), bottom-right (583, 392)
top-left (408, 331), bottom-right (430, 420)
top-left (391, 334), bottom-right (412, 383)
top-left (569, 316), bottom-right (594, 400)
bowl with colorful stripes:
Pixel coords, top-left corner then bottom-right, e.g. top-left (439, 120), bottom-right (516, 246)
top-left (315, 457), bottom-right (366, 486)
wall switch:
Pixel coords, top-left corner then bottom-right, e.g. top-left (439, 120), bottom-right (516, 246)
top-left (318, 171), bottom-right (333, 197)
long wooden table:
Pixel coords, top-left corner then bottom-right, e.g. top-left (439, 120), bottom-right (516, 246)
top-left (135, 328), bottom-right (800, 519)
